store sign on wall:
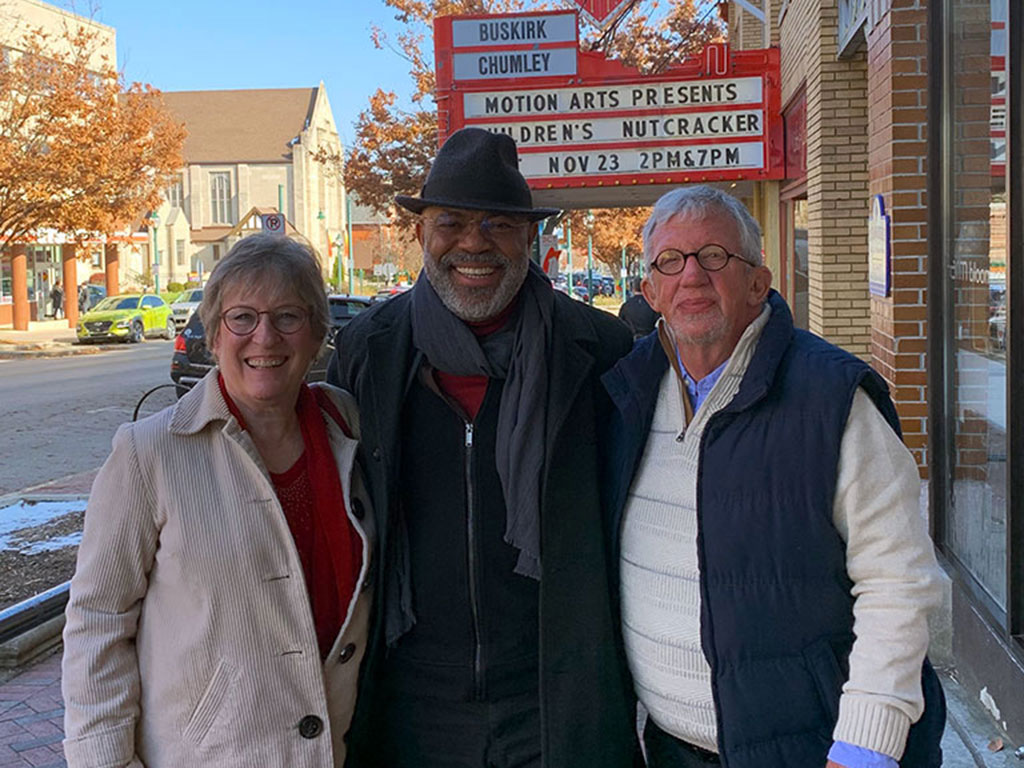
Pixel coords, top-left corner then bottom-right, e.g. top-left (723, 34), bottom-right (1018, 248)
top-left (434, 10), bottom-right (784, 191)
top-left (868, 194), bottom-right (891, 297)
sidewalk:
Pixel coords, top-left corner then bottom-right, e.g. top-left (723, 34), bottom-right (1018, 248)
top-left (0, 321), bottom-right (119, 359)
top-left (0, 652), bottom-right (1019, 766)
top-left (0, 651), bottom-right (65, 768)
top-left (1, 472), bottom-right (1021, 765)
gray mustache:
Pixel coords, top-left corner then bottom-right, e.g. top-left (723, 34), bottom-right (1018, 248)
top-left (441, 252), bottom-right (508, 267)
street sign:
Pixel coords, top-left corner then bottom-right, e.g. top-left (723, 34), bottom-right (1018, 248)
top-left (572, 0), bottom-right (632, 27)
top-left (434, 12), bottom-right (784, 192)
top-left (261, 213), bottom-right (285, 234)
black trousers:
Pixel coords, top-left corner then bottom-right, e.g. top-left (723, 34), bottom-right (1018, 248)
top-left (347, 689), bottom-right (540, 768)
top-left (643, 718), bottom-right (721, 767)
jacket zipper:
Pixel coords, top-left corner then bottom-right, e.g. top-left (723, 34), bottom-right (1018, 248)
top-left (464, 421), bottom-right (484, 700)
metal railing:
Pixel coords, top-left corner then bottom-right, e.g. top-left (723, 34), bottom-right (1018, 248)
top-left (0, 581), bottom-right (70, 645)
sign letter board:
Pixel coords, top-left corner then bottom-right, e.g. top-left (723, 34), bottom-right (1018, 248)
top-left (434, 10), bottom-right (784, 193)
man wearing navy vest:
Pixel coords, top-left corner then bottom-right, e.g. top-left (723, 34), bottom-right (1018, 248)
top-left (603, 186), bottom-right (946, 768)
top-left (329, 128), bottom-right (637, 767)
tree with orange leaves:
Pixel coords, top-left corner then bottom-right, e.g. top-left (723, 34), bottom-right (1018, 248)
top-left (0, 24), bottom-right (184, 252)
top-left (564, 206), bottom-right (651, 275)
top-left (333, 0), bottom-right (722, 269)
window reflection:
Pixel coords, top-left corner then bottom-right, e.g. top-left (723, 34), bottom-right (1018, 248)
top-left (945, 0), bottom-right (1008, 615)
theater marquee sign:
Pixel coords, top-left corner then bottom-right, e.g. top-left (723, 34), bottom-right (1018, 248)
top-left (434, 10), bottom-right (784, 192)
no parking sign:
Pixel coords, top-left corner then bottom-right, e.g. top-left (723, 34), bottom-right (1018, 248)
top-left (261, 213), bottom-right (285, 234)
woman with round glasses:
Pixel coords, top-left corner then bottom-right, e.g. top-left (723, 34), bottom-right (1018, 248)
top-left (62, 233), bottom-right (373, 768)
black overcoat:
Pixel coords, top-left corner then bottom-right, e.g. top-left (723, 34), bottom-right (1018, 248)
top-left (328, 289), bottom-right (639, 767)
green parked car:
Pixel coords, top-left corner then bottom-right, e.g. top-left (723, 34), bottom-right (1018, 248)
top-left (77, 294), bottom-right (176, 344)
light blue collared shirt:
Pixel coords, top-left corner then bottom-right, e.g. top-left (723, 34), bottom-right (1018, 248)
top-left (675, 350), bottom-right (728, 412)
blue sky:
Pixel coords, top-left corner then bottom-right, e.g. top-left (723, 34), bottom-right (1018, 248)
top-left (89, 0), bottom-right (413, 145)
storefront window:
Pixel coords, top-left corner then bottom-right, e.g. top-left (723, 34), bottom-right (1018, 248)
top-left (943, 0), bottom-right (1008, 617)
top-left (1, 256), bottom-right (12, 302)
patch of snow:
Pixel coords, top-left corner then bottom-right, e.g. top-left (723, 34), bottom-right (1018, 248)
top-left (0, 499), bottom-right (86, 552)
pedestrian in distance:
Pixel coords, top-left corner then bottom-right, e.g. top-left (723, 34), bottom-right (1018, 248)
top-left (78, 283), bottom-right (90, 313)
top-left (328, 127), bottom-right (638, 768)
top-left (62, 233), bottom-right (374, 768)
top-left (38, 272), bottom-right (49, 315)
top-left (602, 185), bottom-right (947, 768)
top-left (50, 279), bottom-right (64, 319)
top-left (618, 278), bottom-right (659, 339)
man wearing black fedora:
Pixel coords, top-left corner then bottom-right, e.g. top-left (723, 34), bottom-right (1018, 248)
top-left (329, 127), bottom-right (638, 766)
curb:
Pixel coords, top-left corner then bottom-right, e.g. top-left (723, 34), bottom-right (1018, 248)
top-left (0, 491), bottom-right (91, 508)
top-left (0, 342), bottom-right (127, 359)
top-left (0, 607), bottom-right (67, 670)
top-left (0, 469), bottom-right (99, 504)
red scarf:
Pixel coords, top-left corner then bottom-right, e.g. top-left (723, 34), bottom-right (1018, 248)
top-left (219, 375), bottom-right (363, 658)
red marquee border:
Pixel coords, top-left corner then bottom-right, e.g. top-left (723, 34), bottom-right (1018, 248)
top-left (434, 10), bottom-right (785, 191)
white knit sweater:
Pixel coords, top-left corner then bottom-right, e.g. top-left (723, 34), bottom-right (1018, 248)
top-left (620, 308), bottom-right (945, 758)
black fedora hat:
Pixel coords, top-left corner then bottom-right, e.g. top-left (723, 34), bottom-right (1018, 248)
top-left (395, 127), bottom-right (561, 222)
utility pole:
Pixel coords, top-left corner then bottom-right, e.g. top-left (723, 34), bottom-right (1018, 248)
top-left (585, 209), bottom-right (595, 306)
top-left (346, 194), bottom-right (355, 294)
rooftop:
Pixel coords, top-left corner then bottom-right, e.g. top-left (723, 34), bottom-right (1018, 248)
top-left (161, 87), bottom-right (318, 165)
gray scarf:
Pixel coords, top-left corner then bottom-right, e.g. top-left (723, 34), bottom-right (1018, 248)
top-left (411, 260), bottom-right (553, 581)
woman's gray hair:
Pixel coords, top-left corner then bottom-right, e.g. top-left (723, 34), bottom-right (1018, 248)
top-left (642, 185), bottom-right (763, 268)
top-left (199, 233), bottom-right (329, 350)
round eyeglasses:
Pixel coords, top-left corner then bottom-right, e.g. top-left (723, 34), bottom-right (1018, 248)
top-left (220, 305), bottom-right (309, 336)
top-left (425, 210), bottom-right (530, 242)
top-left (652, 245), bottom-right (753, 275)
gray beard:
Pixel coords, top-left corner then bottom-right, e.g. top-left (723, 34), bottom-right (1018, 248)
top-left (423, 248), bottom-right (528, 322)
top-left (667, 306), bottom-right (729, 347)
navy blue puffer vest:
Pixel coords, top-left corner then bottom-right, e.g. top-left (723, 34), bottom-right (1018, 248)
top-left (603, 292), bottom-right (944, 768)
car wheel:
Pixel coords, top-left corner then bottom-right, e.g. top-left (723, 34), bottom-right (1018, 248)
top-left (164, 318), bottom-right (176, 340)
top-left (130, 320), bottom-right (144, 343)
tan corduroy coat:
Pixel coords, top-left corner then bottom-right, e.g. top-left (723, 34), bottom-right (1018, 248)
top-left (62, 371), bottom-right (374, 768)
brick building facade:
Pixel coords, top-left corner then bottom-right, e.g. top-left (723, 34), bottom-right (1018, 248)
top-left (728, 0), bottom-right (1022, 744)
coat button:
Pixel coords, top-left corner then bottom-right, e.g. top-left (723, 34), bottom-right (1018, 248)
top-left (352, 498), bottom-right (366, 520)
top-left (338, 642), bottom-right (357, 664)
top-left (298, 715), bottom-right (323, 739)
top-left (371, 447), bottom-right (382, 461)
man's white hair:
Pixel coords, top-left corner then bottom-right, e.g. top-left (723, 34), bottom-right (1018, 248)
top-left (642, 185), bottom-right (763, 269)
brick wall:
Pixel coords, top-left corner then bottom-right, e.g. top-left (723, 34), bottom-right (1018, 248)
top-left (728, 1), bottom-right (782, 50)
top-left (866, 0), bottom-right (931, 470)
top-left (779, 0), bottom-right (872, 358)
top-left (729, 2), bottom-right (769, 49)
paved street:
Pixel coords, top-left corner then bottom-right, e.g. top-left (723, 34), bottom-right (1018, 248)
top-left (0, 651), bottom-right (1019, 768)
top-left (0, 342), bottom-right (178, 496)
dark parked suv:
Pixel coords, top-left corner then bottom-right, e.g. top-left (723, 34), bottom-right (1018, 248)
top-left (170, 294), bottom-right (372, 398)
